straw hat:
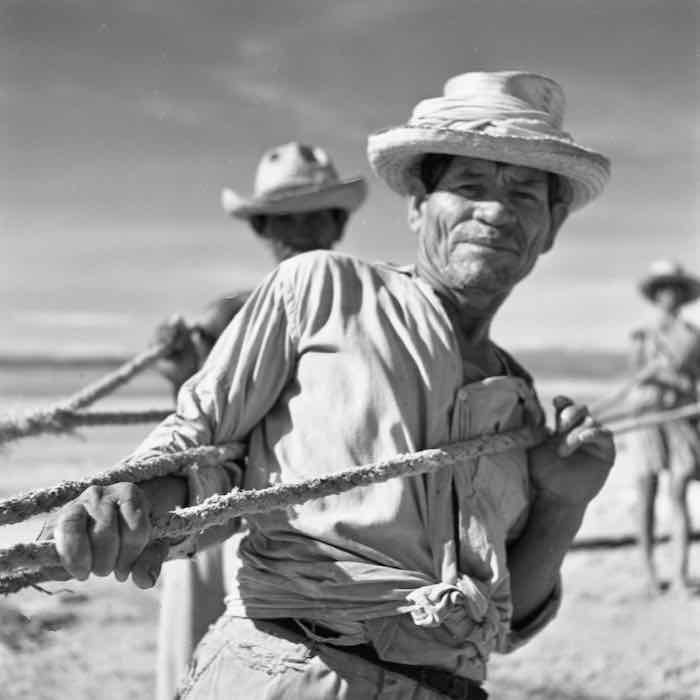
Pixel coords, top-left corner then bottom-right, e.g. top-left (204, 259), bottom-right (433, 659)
top-left (367, 70), bottom-right (611, 210)
top-left (221, 142), bottom-right (367, 219)
top-left (639, 260), bottom-right (700, 304)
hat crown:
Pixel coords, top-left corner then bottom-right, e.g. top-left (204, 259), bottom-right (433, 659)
top-left (254, 142), bottom-right (340, 197)
top-left (441, 71), bottom-right (565, 129)
top-left (648, 259), bottom-right (686, 277)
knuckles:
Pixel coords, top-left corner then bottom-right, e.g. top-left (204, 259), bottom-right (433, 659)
top-left (55, 482), bottom-right (152, 580)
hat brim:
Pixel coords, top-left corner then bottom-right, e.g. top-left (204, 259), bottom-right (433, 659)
top-left (639, 274), bottom-right (700, 304)
top-left (221, 178), bottom-right (367, 219)
top-left (367, 125), bottom-right (611, 211)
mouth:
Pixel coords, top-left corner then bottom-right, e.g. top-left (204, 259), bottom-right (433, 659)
top-left (455, 239), bottom-right (520, 255)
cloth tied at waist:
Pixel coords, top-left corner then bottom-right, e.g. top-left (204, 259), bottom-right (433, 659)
top-left (405, 578), bottom-right (505, 656)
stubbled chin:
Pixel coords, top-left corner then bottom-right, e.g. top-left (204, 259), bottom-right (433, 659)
top-left (447, 259), bottom-right (517, 294)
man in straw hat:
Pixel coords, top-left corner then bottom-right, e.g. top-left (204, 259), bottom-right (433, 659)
top-left (49, 71), bottom-right (614, 699)
top-left (151, 141), bottom-right (367, 699)
top-left (626, 260), bottom-right (700, 595)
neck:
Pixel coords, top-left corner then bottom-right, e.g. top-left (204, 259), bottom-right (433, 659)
top-left (656, 307), bottom-right (680, 325)
top-left (416, 264), bottom-right (508, 346)
top-left (436, 290), bottom-right (496, 346)
top-left (268, 240), bottom-right (305, 262)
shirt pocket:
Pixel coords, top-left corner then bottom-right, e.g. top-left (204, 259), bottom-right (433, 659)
top-left (450, 378), bottom-right (531, 536)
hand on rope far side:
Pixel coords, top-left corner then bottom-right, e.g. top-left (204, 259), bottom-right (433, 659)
top-left (154, 314), bottom-right (214, 391)
top-left (40, 477), bottom-right (187, 588)
top-left (527, 396), bottom-right (616, 508)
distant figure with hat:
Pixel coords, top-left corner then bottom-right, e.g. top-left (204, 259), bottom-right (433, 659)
top-left (50, 71), bottom-right (615, 698)
top-left (628, 260), bottom-right (700, 595)
top-left (152, 141), bottom-right (367, 700)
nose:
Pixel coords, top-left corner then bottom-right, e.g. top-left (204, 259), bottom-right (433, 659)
top-left (473, 199), bottom-right (516, 228)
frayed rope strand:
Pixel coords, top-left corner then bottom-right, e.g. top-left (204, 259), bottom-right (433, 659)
top-left (68, 409), bottom-right (172, 426)
top-left (0, 343), bottom-right (171, 446)
top-left (602, 400), bottom-right (700, 435)
top-left (0, 566), bottom-right (69, 595)
top-left (0, 443), bottom-right (246, 527)
top-left (0, 408), bottom-right (172, 444)
top-left (0, 426), bottom-right (543, 581)
top-left (60, 343), bottom-right (170, 411)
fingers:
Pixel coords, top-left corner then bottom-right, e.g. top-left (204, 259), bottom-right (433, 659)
top-left (53, 483), bottom-right (153, 584)
top-left (159, 314), bottom-right (191, 351)
top-left (557, 414), bottom-right (596, 457)
top-left (553, 396), bottom-right (588, 433)
top-left (113, 485), bottom-right (153, 582)
top-left (131, 540), bottom-right (169, 589)
top-left (552, 396), bottom-right (613, 459)
top-left (84, 487), bottom-right (120, 576)
top-left (54, 501), bottom-right (92, 580)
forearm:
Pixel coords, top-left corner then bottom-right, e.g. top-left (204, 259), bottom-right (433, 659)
top-left (507, 495), bottom-right (586, 626)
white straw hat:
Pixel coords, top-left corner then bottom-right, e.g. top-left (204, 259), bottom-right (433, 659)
top-left (221, 142), bottom-right (367, 219)
top-left (367, 71), bottom-right (611, 210)
top-left (639, 260), bottom-right (700, 304)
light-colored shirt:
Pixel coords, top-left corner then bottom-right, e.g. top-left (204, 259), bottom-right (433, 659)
top-left (630, 317), bottom-right (700, 411)
top-left (132, 251), bottom-right (559, 682)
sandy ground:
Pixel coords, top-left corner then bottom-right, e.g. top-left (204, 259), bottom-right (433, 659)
top-left (1, 373), bottom-right (699, 699)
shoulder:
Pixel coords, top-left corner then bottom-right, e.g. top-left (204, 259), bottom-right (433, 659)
top-left (194, 292), bottom-right (252, 336)
top-left (274, 252), bottom-right (424, 334)
top-left (208, 291), bottom-right (252, 316)
top-left (276, 250), bottom-right (407, 294)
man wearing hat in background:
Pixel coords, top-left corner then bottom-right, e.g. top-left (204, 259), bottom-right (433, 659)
top-left (628, 260), bottom-right (700, 596)
top-left (153, 141), bottom-right (367, 700)
top-left (50, 71), bottom-right (615, 699)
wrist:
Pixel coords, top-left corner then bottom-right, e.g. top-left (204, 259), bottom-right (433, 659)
top-left (140, 475), bottom-right (188, 516)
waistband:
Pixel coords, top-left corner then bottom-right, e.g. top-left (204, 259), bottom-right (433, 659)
top-left (269, 617), bottom-right (488, 700)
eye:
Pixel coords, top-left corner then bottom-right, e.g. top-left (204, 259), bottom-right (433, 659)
top-left (513, 189), bottom-right (542, 203)
top-left (458, 184), bottom-right (482, 196)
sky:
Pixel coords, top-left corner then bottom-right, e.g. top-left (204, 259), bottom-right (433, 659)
top-left (1, 0), bottom-right (698, 357)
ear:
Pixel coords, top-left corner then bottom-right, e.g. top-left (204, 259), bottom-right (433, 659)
top-left (407, 182), bottom-right (428, 235)
top-left (541, 201), bottom-right (569, 253)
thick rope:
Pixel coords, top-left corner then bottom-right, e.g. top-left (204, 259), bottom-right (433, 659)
top-left (6, 530), bottom-right (700, 594)
top-left (0, 426), bottom-right (544, 585)
top-left (63, 408), bottom-right (172, 426)
top-left (603, 400), bottom-right (700, 435)
top-left (0, 443), bottom-right (246, 526)
top-left (0, 408), bottom-right (173, 444)
top-left (61, 343), bottom-right (170, 411)
top-left (0, 567), bottom-right (69, 595)
top-left (589, 358), bottom-right (663, 415)
top-left (0, 343), bottom-right (171, 446)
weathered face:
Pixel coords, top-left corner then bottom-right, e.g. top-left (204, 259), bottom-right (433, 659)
top-left (411, 156), bottom-right (567, 305)
top-left (257, 209), bottom-right (344, 261)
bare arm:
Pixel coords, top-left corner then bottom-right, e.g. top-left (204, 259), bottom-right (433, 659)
top-left (507, 497), bottom-right (585, 626)
top-left (508, 398), bottom-right (615, 627)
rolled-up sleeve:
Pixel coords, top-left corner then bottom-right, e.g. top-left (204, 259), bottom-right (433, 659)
top-left (125, 266), bottom-right (299, 550)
